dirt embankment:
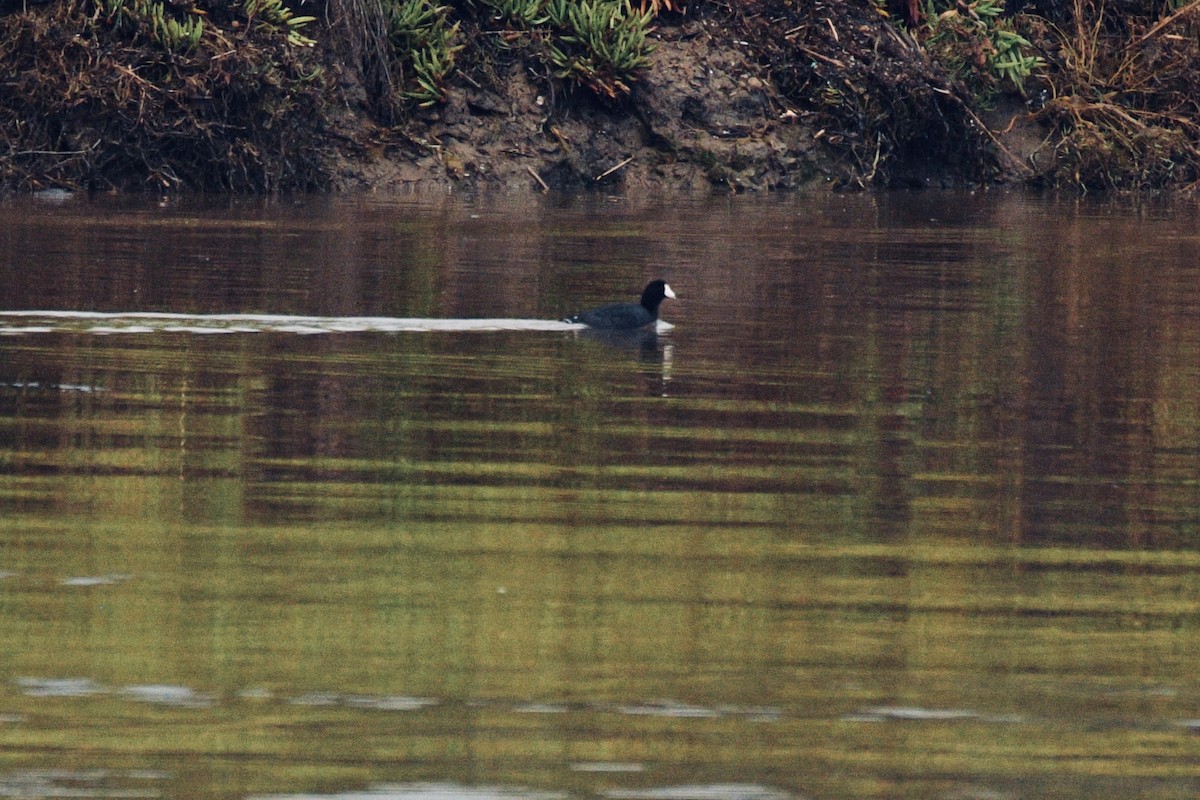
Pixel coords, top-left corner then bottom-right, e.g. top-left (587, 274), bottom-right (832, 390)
top-left (2, 1), bottom-right (1199, 193)
top-left (295, 0), bottom-right (1023, 193)
top-left (358, 12), bottom-right (824, 193)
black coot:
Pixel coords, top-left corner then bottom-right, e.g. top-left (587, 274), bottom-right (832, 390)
top-left (563, 280), bottom-right (676, 330)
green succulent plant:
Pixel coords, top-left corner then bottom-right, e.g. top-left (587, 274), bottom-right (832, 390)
top-left (478, 0), bottom-right (655, 98)
top-left (386, 0), bottom-right (462, 106)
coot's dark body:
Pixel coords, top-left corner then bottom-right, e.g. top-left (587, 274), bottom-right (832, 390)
top-left (563, 280), bottom-right (675, 330)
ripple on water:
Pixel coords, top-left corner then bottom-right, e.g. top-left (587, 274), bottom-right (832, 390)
top-left (60, 573), bottom-right (132, 587)
top-left (343, 695), bottom-right (438, 711)
top-left (612, 700), bottom-right (721, 719)
top-left (121, 685), bottom-right (217, 708)
top-left (287, 693), bottom-right (437, 711)
top-left (568, 763), bottom-right (645, 773)
top-left (603, 785), bottom-right (795, 800)
top-left (513, 702), bottom-right (570, 714)
top-left (0, 311), bottom-right (590, 335)
top-left (250, 782), bottom-right (569, 800)
top-left (16, 677), bottom-right (107, 698)
top-left (0, 769), bottom-right (168, 799)
top-left (846, 706), bottom-right (980, 722)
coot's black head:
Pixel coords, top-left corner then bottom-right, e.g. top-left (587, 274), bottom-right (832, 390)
top-left (640, 280), bottom-right (676, 313)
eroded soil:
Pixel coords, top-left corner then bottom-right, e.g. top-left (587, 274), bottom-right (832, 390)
top-left (337, 2), bottom-right (1019, 193)
top-left (0, 0), bottom-right (1057, 193)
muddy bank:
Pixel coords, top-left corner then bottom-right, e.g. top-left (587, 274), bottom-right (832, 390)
top-left (363, 2), bottom-right (999, 192)
top-left (2, 0), bottom-right (1199, 193)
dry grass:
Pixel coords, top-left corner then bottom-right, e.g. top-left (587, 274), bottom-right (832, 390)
top-left (0, 0), bottom-right (332, 192)
top-left (1030, 0), bottom-right (1200, 190)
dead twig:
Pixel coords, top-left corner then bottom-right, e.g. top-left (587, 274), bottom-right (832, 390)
top-left (1128, 0), bottom-right (1200, 49)
top-left (595, 156), bottom-right (633, 181)
top-left (525, 164), bottom-right (549, 192)
top-left (794, 45), bottom-right (845, 70)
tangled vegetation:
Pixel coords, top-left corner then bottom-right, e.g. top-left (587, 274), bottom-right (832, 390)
top-left (738, 0), bottom-right (1008, 187)
top-left (541, 0), bottom-right (656, 98)
top-left (912, 0), bottom-right (1043, 100)
top-left (735, 0), bottom-right (1200, 191)
top-left (103, 0), bottom-right (206, 53)
top-left (896, 0), bottom-right (1200, 191)
top-left (4, 0), bottom-right (1200, 192)
top-left (369, 0), bottom-right (654, 109)
top-left (475, 0), bottom-right (656, 98)
top-left (0, 0), bottom-right (330, 191)
top-left (384, 1), bottom-right (461, 109)
top-left (1026, 0), bottom-right (1200, 191)
top-left (0, 0), bottom-right (657, 190)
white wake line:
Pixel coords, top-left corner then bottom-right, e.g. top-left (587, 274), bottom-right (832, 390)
top-left (0, 310), bottom-right (666, 335)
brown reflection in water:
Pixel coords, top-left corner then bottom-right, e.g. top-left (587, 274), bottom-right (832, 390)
top-left (1008, 205), bottom-right (1200, 549)
top-left (4, 194), bottom-right (1200, 800)
top-left (3, 195), bottom-right (1200, 550)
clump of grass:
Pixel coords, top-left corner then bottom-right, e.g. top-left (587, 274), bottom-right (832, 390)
top-left (103, 0), bottom-right (206, 53)
top-left (916, 0), bottom-right (1043, 101)
top-left (1027, 0), bottom-right (1200, 190)
top-left (740, 1), bottom-right (1004, 187)
top-left (385, 0), bottom-right (461, 107)
top-left (335, 0), bottom-right (653, 117)
top-left (638, 0), bottom-right (683, 12)
top-left (477, 0), bottom-right (655, 98)
top-left (476, 0), bottom-right (546, 25)
top-left (243, 0), bottom-right (318, 47)
top-left (543, 0), bottom-right (654, 98)
top-left (0, 0), bottom-right (332, 191)
top-left (102, 0), bottom-right (317, 52)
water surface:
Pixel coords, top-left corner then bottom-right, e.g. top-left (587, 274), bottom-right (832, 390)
top-left (1, 191), bottom-right (1199, 800)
